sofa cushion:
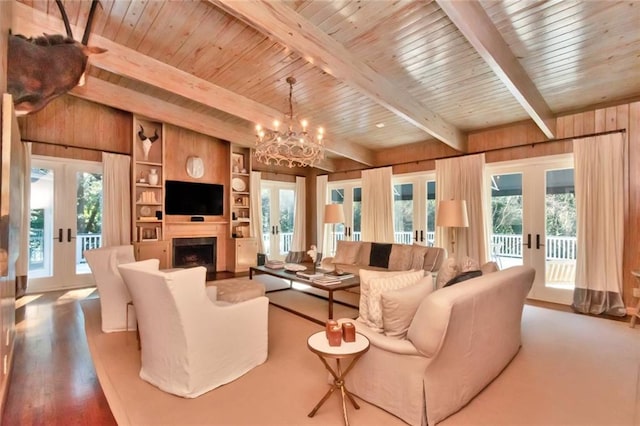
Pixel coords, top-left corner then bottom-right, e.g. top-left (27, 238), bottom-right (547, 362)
top-left (366, 269), bottom-right (425, 331)
top-left (424, 246), bottom-right (445, 272)
top-left (370, 243), bottom-right (393, 268)
top-left (381, 274), bottom-right (434, 338)
top-left (409, 244), bottom-right (429, 270)
top-left (356, 242), bottom-right (372, 266)
top-left (388, 244), bottom-right (413, 271)
top-left (332, 240), bottom-right (361, 264)
top-left (358, 269), bottom-right (418, 330)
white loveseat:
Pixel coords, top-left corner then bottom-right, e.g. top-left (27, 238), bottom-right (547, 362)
top-left (338, 265), bottom-right (535, 425)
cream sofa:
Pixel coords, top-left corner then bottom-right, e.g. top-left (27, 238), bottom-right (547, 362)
top-left (338, 265), bottom-right (535, 425)
top-left (322, 240), bottom-right (446, 275)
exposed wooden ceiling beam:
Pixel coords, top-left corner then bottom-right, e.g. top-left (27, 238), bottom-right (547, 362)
top-left (209, 0), bottom-right (467, 153)
top-left (11, 2), bottom-right (359, 168)
top-left (70, 77), bottom-right (336, 172)
top-left (436, 0), bottom-right (556, 139)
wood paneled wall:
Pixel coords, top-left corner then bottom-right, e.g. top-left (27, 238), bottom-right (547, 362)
top-left (163, 124), bottom-right (228, 184)
top-left (18, 95), bottom-right (131, 160)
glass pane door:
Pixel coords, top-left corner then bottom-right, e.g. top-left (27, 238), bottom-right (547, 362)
top-left (28, 157), bottom-right (102, 293)
top-left (261, 181), bottom-right (295, 261)
top-left (392, 173), bottom-right (436, 246)
top-left (488, 156), bottom-right (575, 304)
top-left (490, 173), bottom-right (524, 270)
top-left (393, 183), bottom-right (414, 244)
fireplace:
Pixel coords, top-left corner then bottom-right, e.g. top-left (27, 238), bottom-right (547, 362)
top-left (172, 237), bottom-right (216, 279)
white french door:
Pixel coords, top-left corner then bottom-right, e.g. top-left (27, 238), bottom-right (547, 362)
top-left (261, 180), bottom-right (295, 261)
top-left (393, 173), bottom-right (437, 246)
top-left (28, 157), bottom-right (103, 293)
top-left (487, 154), bottom-right (576, 304)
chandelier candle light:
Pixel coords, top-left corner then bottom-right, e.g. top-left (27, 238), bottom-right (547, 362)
top-left (255, 77), bottom-right (325, 168)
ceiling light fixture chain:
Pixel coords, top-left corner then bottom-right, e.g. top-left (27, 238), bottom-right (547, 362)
top-left (254, 76), bottom-right (325, 168)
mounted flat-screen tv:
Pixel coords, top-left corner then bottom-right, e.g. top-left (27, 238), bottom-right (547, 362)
top-left (165, 180), bottom-right (224, 216)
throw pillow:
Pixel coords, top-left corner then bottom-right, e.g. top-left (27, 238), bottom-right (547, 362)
top-left (358, 269), bottom-right (418, 330)
top-left (388, 244), bottom-right (413, 271)
top-left (366, 269), bottom-right (425, 332)
top-left (459, 256), bottom-right (480, 272)
top-left (332, 240), bottom-right (361, 264)
top-left (409, 244), bottom-right (429, 270)
top-left (369, 243), bottom-right (393, 268)
top-left (381, 274), bottom-right (434, 338)
top-left (444, 270), bottom-right (482, 287)
top-left (356, 242), bottom-right (372, 266)
top-left (436, 257), bottom-right (460, 289)
top-left (481, 261), bottom-right (499, 274)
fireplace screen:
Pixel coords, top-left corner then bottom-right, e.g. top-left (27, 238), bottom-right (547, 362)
top-left (172, 237), bottom-right (217, 276)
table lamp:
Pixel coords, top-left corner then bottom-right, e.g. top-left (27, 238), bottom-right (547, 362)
top-left (436, 200), bottom-right (469, 256)
top-left (324, 204), bottom-right (345, 256)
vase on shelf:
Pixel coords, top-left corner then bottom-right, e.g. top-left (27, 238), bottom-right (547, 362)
top-left (148, 169), bottom-right (159, 186)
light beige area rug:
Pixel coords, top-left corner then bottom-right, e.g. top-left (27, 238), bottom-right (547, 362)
top-left (81, 297), bottom-right (640, 426)
top-left (81, 298), bottom-right (403, 426)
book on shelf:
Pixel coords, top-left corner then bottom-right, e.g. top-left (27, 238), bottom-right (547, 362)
top-left (324, 270), bottom-right (355, 279)
top-left (138, 216), bottom-right (158, 222)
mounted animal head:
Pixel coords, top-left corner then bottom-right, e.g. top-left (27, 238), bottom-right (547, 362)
top-left (137, 125), bottom-right (159, 143)
top-left (7, 0), bottom-right (106, 116)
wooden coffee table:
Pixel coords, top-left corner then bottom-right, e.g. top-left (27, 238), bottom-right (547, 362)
top-left (250, 265), bottom-right (360, 320)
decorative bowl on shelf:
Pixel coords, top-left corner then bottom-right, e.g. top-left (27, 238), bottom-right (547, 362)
top-left (232, 177), bottom-right (246, 192)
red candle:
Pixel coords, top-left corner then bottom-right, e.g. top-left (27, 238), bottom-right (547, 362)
top-left (342, 322), bottom-right (356, 342)
top-left (327, 325), bottom-right (342, 347)
top-left (325, 319), bottom-right (338, 338)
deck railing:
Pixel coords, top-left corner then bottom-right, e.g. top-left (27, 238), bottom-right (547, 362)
top-left (29, 231), bottom-right (102, 269)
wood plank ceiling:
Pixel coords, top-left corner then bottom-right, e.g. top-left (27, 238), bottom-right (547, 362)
top-left (12, 0), bottom-right (640, 171)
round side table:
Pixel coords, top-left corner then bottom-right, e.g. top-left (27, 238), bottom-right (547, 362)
top-left (307, 331), bottom-right (370, 426)
top-left (630, 270), bottom-right (640, 328)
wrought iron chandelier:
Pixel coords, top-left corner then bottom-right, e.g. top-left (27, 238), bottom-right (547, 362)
top-left (255, 77), bottom-right (325, 168)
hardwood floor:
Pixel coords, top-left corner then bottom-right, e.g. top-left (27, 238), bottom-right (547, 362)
top-left (2, 289), bottom-right (116, 425)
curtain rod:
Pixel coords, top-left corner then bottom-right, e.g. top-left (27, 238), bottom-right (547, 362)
top-left (330, 128), bottom-right (626, 175)
top-left (21, 138), bottom-right (129, 156)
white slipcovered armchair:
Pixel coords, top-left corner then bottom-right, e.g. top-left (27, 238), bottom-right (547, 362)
top-left (84, 245), bottom-right (137, 333)
top-left (118, 260), bottom-right (269, 398)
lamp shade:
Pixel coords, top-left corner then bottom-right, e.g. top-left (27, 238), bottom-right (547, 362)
top-left (324, 204), bottom-right (345, 224)
top-left (436, 200), bottom-right (469, 228)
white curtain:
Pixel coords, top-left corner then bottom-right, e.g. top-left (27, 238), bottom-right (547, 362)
top-left (250, 171), bottom-right (265, 254)
top-left (361, 166), bottom-right (394, 243)
top-left (435, 153), bottom-right (488, 262)
top-left (572, 133), bottom-right (626, 316)
top-left (102, 153), bottom-right (131, 246)
top-left (316, 175), bottom-right (329, 259)
top-left (285, 176), bottom-right (306, 263)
